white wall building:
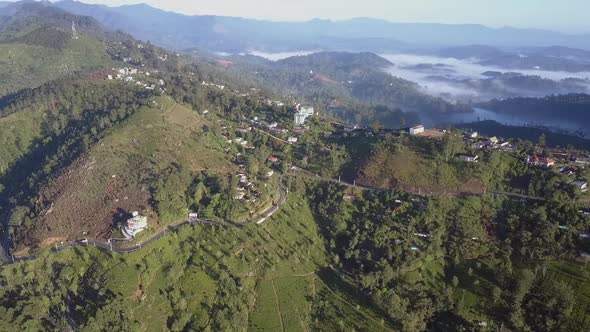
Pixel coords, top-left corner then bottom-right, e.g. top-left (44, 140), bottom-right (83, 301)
top-left (294, 107), bottom-right (315, 126)
top-left (122, 211), bottom-right (148, 239)
top-left (409, 125), bottom-right (425, 136)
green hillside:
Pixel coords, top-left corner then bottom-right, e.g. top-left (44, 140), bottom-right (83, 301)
top-left (0, 181), bottom-right (396, 331)
top-left (3, 2), bottom-right (590, 332)
top-left (0, 31), bottom-right (113, 96)
top-left (14, 96), bottom-right (235, 251)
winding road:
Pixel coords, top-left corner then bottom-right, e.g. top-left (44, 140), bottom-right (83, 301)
top-left (288, 166), bottom-right (546, 201)
top-left (0, 166), bottom-right (549, 264)
top-left (1, 187), bottom-right (287, 264)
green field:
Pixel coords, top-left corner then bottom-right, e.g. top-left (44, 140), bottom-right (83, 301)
top-left (0, 34), bottom-right (113, 96)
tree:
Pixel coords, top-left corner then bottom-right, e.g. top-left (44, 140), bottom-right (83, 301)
top-left (538, 133), bottom-right (546, 148)
top-left (246, 155), bottom-right (259, 179)
top-left (442, 131), bottom-right (464, 163)
top-left (492, 286), bottom-right (502, 304)
top-left (451, 276), bottom-right (459, 288)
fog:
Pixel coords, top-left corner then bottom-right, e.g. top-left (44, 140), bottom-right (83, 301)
top-left (247, 51), bottom-right (590, 101)
top-left (380, 53), bottom-right (590, 101)
top-left (247, 50), bottom-right (319, 61)
top-left (381, 54), bottom-right (590, 81)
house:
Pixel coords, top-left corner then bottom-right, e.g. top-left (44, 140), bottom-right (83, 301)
top-left (288, 137), bottom-right (298, 143)
top-left (268, 156), bottom-right (279, 163)
top-left (266, 170), bottom-right (274, 177)
top-left (188, 212), bottom-right (199, 223)
top-left (122, 211), bottom-right (148, 239)
top-left (527, 156), bottom-right (555, 168)
top-left (267, 122), bottom-right (278, 129)
top-left (571, 180), bottom-right (588, 192)
top-left (235, 127), bottom-right (251, 133)
top-left (575, 157), bottom-right (590, 165)
top-left (409, 125), bottom-right (425, 136)
top-left (472, 141), bottom-right (487, 150)
top-left (238, 174), bottom-right (248, 183)
top-left (234, 192), bottom-right (246, 200)
top-left (467, 131), bottom-right (478, 138)
top-left (489, 136), bottom-right (499, 144)
top-left (458, 154), bottom-right (479, 162)
top-left (559, 166), bottom-right (575, 175)
top-left (294, 106), bottom-right (315, 126)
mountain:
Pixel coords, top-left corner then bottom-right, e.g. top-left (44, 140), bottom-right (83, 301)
top-left (436, 45), bottom-right (507, 59)
top-left (533, 46), bottom-right (590, 63)
top-left (480, 53), bottom-right (590, 72)
top-left (0, 2), bottom-right (117, 96)
top-left (216, 51), bottom-right (469, 126)
top-left (53, 1), bottom-right (590, 52)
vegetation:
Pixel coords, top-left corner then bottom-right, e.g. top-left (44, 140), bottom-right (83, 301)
top-left (3, 4), bottom-right (590, 331)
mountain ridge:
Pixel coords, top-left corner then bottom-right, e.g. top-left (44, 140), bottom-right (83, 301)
top-left (52, 0), bottom-right (590, 52)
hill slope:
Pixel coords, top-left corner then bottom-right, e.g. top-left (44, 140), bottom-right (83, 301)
top-left (15, 96), bottom-right (233, 251)
top-left (0, 2), bottom-right (115, 96)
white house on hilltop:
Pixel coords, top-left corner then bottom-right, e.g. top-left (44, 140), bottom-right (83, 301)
top-left (409, 125), bottom-right (425, 136)
top-left (122, 211), bottom-right (148, 239)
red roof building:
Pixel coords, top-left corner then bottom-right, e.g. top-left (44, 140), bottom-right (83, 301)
top-left (527, 156), bottom-right (556, 168)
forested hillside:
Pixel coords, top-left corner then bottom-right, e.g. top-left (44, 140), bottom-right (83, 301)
top-left (2, 2), bottom-right (590, 332)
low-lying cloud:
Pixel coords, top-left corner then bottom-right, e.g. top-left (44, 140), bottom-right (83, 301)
top-left (247, 51), bottom-right (590, 101)
top-left (380, 53), bottom-right (590, 101)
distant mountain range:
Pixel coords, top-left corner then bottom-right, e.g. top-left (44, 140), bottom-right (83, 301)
top-left (43, 0), bottom-right (590, 52)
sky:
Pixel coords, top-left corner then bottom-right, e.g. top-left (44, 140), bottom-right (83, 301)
top-left (32, 0), bottom-right (588, 33)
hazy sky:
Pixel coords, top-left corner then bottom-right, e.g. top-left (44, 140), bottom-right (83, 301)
top-left (40, 0), bottom-right (588, 33)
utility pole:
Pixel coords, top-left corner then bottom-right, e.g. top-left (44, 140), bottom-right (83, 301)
top-left (71, 21), bottom-right (78, 40)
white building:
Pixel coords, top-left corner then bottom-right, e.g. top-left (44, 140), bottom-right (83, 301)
top-left (288, 137), bottom-right (298, 143)
top-left (459, 154), bottom-right (479, 163)
top-left (409, 125), bottom-right (425, 136)
top-left (122, 211), bottom-right (148, 239)
top-left (572, 180), bottom-right (588, 192)
top-left (294, 107), bottom-right (315, 126)
top-left (188, 212), bottom-right (199, 223)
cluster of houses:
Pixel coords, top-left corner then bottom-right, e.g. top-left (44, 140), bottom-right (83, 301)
top-left (106, 67), bottom-right (165, 91)
top-left (264, 99), bottom-right (285, 107)
top-left (234, 154), bottom-right (260, 201)
top-left (201, 81), bottom-right (225, 90)
top-left (232, 153), bottom-right (277, 202)
top-left (526, 155), bottom-right (589, 192)
top-left (469, 134), bottom-right (512, 151)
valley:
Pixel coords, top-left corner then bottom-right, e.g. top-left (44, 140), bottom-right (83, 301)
top-left (1, 1), bottom-right (590, 331)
